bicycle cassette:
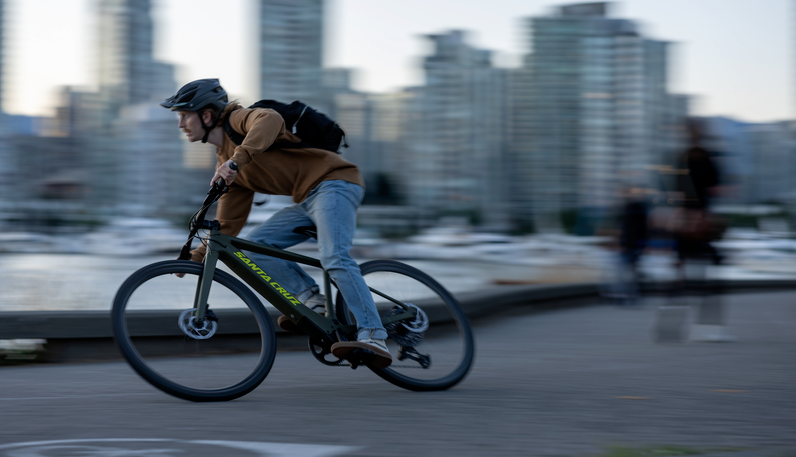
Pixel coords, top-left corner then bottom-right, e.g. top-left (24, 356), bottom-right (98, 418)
top-left (384, 303), bottom-right (428, 347)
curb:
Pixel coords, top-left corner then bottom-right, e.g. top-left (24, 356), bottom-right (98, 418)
top-left (1, 279), bottom-right (795, 363)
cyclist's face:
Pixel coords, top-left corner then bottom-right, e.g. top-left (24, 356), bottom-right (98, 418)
top-left (177, 111), bottom-right (203, 142)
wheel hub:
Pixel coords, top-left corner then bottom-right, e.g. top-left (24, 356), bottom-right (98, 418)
top-left (178, 309), bottom-right (218, 340)
top-left (385, 303), bottom-right (428, 347)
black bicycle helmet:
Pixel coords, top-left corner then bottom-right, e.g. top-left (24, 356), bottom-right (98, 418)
top-left (161, 79), bottom-right (229, 143)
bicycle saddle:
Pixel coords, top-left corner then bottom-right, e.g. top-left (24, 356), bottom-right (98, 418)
top-left (293, 226), bottom-right (318, 239)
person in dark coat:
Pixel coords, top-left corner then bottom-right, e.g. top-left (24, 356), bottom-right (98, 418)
top-left (613, 188), bottom-right (649, 306)
top-left (675, 118), bottom-right (722, 266)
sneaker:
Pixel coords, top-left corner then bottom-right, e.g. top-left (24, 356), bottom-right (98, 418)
top-left (305, 293), bottom-right (327, 315)
top-left (331, 338), bottom-right (392, 368)
top-left (277, 293), bottom-right (326, 334)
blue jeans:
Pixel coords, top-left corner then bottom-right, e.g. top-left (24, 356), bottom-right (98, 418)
top-left (244, 180), bottom-right (387, 340)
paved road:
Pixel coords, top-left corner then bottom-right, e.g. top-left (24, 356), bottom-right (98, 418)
top-left (0, 291), bottom-right (794, 457)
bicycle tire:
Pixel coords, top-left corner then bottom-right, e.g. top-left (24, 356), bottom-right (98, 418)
top-left (336, 260), bottom-right (475, 391)
top-left (111, 260), bottom-right (276, 402)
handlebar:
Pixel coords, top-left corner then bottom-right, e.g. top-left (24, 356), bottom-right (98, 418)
top-left (178, 178), bottom-right (231, 260)
top-left (177, 161), bottom-right (239, 260)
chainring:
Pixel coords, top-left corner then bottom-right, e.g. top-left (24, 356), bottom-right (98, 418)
top-left (308, 340), bottom-right (347, 366)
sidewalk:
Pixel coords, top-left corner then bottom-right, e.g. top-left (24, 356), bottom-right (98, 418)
top-left (0, 290), bottom-right (794, 455)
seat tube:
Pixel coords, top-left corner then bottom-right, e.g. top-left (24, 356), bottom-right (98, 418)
top-left (323, 269), bottom-right (335, 318)
top-left (192, 245), bottom-right (220, 320)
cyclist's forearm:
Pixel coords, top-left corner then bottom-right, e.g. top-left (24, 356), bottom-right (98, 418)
top-left (216, 186), bottom-right (254, 237)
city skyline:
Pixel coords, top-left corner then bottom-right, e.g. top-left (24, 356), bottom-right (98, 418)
top-left (3, 0), bottom-right (792, 123)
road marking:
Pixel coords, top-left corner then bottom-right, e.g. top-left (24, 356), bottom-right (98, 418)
top-left (614, 396), bottom-right (651, 400)
top-left (0, 393), bottom-right (152, 401)
top-left (0, 439), bottom-right (361, 457)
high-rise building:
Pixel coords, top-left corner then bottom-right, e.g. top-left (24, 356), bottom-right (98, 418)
top-left (510, 2), bottom-right (685, 233)
top-left (401, 31), bottom-right (508, 228)
top-left (747, 122), bottom-right (794, 204)
top-left (259, 0), bottom-right (325, 110)
top-left (0, 0), bottom-right (11, 213)
top-left (700, 117), bottom-right (786, 206)
top-left (91, 0), bottom-right (184, 217)
top-left (746, 121), bottom-right (796, 213)
top-left (0, 0), bottom-right (4, 112)
top-left (97, 0), bottom-right (174, 104)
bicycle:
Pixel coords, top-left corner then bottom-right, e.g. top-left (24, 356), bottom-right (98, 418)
top-left (111, 181), bottom-right (475, 402)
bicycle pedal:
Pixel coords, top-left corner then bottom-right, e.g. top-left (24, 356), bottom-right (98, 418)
top-left (346, 348), bottom-right (377, 366)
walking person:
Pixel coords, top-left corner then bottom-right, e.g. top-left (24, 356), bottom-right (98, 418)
top-left (664, 118), bottom-right (731, 342)
top-left (161, 78), bottom-right (392, 366)
top-left (616, 187), bottom-right (649, 306)
top-left (674, 118), bottom-right (723, 270)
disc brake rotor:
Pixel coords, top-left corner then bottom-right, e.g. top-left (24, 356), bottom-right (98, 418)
top-left (178, 309), bottom-right (218, 340)
top-left (385, 303), bottom-right (428, 347)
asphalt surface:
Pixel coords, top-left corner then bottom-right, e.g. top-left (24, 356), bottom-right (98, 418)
top-left (0, 291), bottom-right (794, 457)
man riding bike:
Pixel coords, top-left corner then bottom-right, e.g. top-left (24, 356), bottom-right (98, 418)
top-left (161, 78), bottom-right (391, 367)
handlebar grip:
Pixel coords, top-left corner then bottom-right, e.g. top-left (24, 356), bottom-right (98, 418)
top-left (213, 161), bottom-right (237, 188)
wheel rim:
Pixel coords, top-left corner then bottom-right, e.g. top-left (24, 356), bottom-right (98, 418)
top-left (113, 262), bottom-right (273, 397)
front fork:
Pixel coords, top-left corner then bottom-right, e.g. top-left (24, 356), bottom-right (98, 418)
top-left (192, 245), bottom-right (220, 323)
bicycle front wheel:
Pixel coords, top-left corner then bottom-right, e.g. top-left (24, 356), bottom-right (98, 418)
top-left (336, 260), bottom-right (475, 391)
top-left (111, 260), bottom-right (276, 402)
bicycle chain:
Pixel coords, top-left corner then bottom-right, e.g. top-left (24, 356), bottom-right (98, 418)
top-left (334, 362), bottom-right (425, 369)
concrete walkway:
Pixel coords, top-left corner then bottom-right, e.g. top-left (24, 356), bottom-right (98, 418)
top-left (0, 290), bottom-right (793, 456)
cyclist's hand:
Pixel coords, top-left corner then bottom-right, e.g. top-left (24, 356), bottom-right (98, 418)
top-left (211, 160), bottom-right (238, 186)
top-left (174, 258), bottom-right (186, 278)
top-left (174, 255), bottom-right (191, 278)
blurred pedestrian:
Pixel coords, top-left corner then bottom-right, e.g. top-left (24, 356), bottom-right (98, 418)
top-left (660, 118), bottom-right (732, 342)
top-left (614, 187), bottom-right (649, 306)
top-left (673, 118), bottom-right (723, 268)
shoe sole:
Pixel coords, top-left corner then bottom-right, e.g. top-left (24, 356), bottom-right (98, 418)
top-left (277, 315), bottom-right (306, 335)
top-left (331, 342), bottom-right (392, 368)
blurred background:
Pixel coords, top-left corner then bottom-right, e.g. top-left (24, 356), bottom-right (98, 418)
top-left (1, 0), bottom-right (795, 310)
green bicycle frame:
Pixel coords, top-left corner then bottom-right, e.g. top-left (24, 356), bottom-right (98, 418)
top-left (190, 224), bottom-right (416, 347)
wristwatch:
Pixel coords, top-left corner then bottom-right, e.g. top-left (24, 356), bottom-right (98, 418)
top-left (229, 160), bottom-right (238, 171)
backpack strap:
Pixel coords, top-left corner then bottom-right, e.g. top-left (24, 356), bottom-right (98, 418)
top-left (223, 114), bottom-right (247, 146)
top-left (223, 113), bottom-right (311, 150)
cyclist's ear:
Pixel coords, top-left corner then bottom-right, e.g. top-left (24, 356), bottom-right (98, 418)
top-left (200, 109), bottom-right (217, 126)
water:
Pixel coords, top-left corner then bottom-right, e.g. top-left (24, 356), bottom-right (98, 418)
top-left (0, 254), bottom-right (170, 312)
top-left (3, 238), bottom-right (796, 312)
top-left (0, 253), bottom-right (536, 312)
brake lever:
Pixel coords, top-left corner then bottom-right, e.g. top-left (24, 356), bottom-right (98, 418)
top-left (178, 243), bottom-right (192, 260)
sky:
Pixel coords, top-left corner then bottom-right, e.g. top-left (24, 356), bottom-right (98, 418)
top-left (3, 0), bottom-right (792, 123)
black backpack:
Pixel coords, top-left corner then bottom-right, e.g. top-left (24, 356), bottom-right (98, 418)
top-left (223, 100), bottom-right (348, 153)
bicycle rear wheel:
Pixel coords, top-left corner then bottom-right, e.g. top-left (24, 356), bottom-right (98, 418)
top-left (336, 260), bottom-right (475, 391)
top-left (111, 260), bottom-right (276, 402)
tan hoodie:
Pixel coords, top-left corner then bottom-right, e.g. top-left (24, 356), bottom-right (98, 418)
top-left (191, 103), bottom-right (363, 261)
